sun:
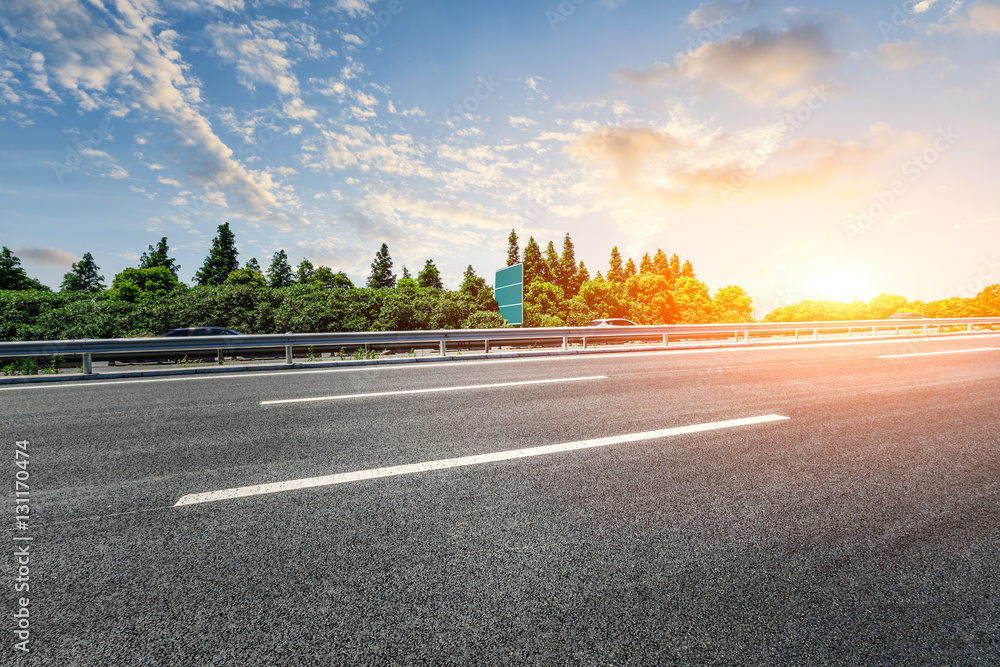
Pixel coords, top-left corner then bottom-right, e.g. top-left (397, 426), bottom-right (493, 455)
top-left (816, 271), bottom-right (866, 301)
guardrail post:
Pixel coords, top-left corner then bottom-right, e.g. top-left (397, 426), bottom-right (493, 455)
top-left (968, 323), bottom-right (973, 332)
top-left (82, 353), bottom-right (92, 375)
top-left (794, 329), bottom-right (799, 340)
top-left (895, 326), bottom-right (899, 335)
top-left (216, 349), bottom-right (224, 365)
top-left (583, 336), bottom-right (588, 348)
top-left (562, 335), bottom-right (568, 351)
top-left (743, 331), bottom-right (749, 343)
top-left (484, 338), bottom-right (490, 353)
top-left (440, 340), bottom-right (446, 356)
top-left (662, 333), bottom-right (667, 346)
top-left (871, 326), bottom-right (876, 336)
top-left (285, 345), bottom-right (293, 364)
top-left (922, 324), bottom-right (927, 335)
top-left (813, 329), bottom-right (819, 340)
top-left (847, 327), bottom-right (852, 337)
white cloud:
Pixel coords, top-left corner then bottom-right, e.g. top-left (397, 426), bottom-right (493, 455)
top-left (509, 115), bottom-right (536, 127)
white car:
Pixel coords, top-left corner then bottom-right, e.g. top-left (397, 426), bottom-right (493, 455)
top-left (589, 318), bottom-right (638, 326)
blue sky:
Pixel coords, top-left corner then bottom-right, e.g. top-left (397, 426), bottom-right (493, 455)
top-left (2, 0), bottom-right (999, 313)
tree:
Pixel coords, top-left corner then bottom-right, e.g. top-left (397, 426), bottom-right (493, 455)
top-left (714, 285), bottom-right (754, 323)
top-left (109, 266), bottom-right (179, 302)
top-left (460, 265), bottom-right (487, 297)
top-left (417, 259), bottom-right (444, 289)
top-left (652, 249), bottom-right (671, 278)
top-left (669, 253), bottom-right (681, 278)
top-left (623, 274), bottom-right (678, 324)
top-left (522, 237), bottom-right (544, 286)
top-left (245, 257), bottom-right (262, 274)
top-left (296, 258), bottom-right (314, 284)
top-left (139, 237), bottom-right (180, 278)
top-left (557, 233), bottom-right (579, 297)
top-left (608, 247), bottom-right (625, 283)
top-left (681, 259), bottom-right (695, 278)
top-left (673, 276), bottom-right (717, 323)
top-left (267, 250), bottom-right (295, 288)
top-left (0, 247), bottom-right (47, 290)
top-left (507, 229), bottom-right (520, 266)
top-left (311, 266), bottom-right (354, 289)
top-left (224, 267), bottom-right (266, 288)
top-left (61, 252), bottom-right (105, 292)
top-left (543, 240), bottom-right (559, 284)
top-left (639, 252), bottom-right (653, 275)
top-left (624, 257), bottom-right (637, 278)
top-left (195, 222), bottom-right (239, 286)
top-left (401, 266), bottom-right (411, 280)
top-left (367, 243), bottom-right (396, 289)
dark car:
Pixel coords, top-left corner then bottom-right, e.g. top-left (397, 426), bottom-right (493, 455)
top-left (887, 313), bottom-right (924, 319)
top-left (589, 318), bottom-right (638, 326)
top-left (163, 327), bottom-right (242, 337)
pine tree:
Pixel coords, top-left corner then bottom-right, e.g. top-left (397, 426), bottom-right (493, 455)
top-left (557, 233), bottom-right (578, 295)
top-left (507, 229), bottom-right (520, 266)
top-left (245, 257), bottom-right (262, 274)
top-left (577, 260), bottom-right (590, 285)
top-left (401, 266), bottom-right (411, 280)
top-left (639, 253), bottom-right (653, 275)
top-left (681, 259), bottom-right (695, 278)
top-left (0, 247), bottom-right (47, 290)
top-left (653, 249), bottom-right (670, 277)
top-left (367, 243), bottom-right (396, 289)
top-left (194, 222), bottom-right (239, 286)
top-left (624, 257), bottom-right (637, 278)
top-left (267, 250), bottom-right (295, 288)
top-left (608, 247), bottom-right (624, 283)
top-left (60, 252), bottom-right (105, 292)
top-left (522, 237), bottom-right (544, 286)
top-left (669, 253), bottom-right (681, 279)
top-left (139, 237), bottom-right (180, 278)
top-left (417, 259), bottom-right (444, 289)
top-left (296, 258), bottom-right (314, 284)
top-left (543, 240), bottom-right (559, 284)
top-left (460, 265), bottom-right (486, 297)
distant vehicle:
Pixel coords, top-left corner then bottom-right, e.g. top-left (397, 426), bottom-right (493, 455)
top-left (887, 313), bottom-right (924, 320)
top-left (163, 327), bottom-right (242, 336)
top-left (590, 318), bottom-right (638, 326)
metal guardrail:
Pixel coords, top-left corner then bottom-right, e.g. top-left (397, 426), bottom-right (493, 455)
top-left (1, 317), bottom-right (999, 374)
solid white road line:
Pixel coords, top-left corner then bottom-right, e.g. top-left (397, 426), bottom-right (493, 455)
top-left (260, 375), bottom-right (607, 405)
top-left (173, 414), bottom-right (790, 506)
top-left (877, 347), bottom-right (999, 358)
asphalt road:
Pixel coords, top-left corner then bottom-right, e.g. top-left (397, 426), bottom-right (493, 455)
top-left (3, 334), bottom-right (1000, 665)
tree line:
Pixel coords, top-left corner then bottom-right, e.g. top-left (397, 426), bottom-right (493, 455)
top-left (0, 224), bottom-right (503, 341)
top-left (505, 230), bottom-right (754, 326)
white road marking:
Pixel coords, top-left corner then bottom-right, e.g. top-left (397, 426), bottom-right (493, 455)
top-left (877, 347), bottom-right (999, 358)
top-left (260, 375), bottom-right (607, 405)
top-left (173, 414), bottom-right (790, 506)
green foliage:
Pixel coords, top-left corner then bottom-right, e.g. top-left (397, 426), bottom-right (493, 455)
top-left (714, 285), bottom-right (754, 323)
top-left (61, 252), bottom-right (105, 292)
top-left (109, 266), bottom-right (180, 303)
top-left (194, 222), bottom-right (239, 286)
top-left (367, 243), bottom-right (396, 289)
top-left (607, 247), bottom-right (624, 283)
top-left (267, 249), bottom-right (295, 288)
top-left (309, 266), bottom-right (353, 289)
top-left (522, 237), bottom-right (544, 286)
top-left (0, 247), bottom-right (48, 291)
top-left (139, 238), bottom-right (180, 278)
top-left (1, 358), bottom-right (36, 376)
top-left (507, 229), bottom-right (520, 266)
top-left (417, 259), bottom-right (444, 290)
top-left (623, 274), bottom-right (679, 324)
top-left (524, 280), bottom-right (567, 327)
top-left (296, 258), bottom-right (314, 284)
top-left (224, 267), bottom-right (266, 288)
top-left (462, 310), bottom-right (508, 329)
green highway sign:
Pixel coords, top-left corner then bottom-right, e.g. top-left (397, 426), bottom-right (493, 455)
top-left (494, 263), bottom-right (523, 325)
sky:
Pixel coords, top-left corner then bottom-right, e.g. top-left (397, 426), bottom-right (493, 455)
top-left (1, 0), bottom-right (999, 315)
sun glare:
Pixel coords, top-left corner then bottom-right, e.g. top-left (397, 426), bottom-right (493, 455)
top-left (816, 271), bottom-right (866, 301)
